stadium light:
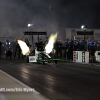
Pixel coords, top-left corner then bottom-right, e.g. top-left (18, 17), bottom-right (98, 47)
top-left (28, 24), bottom-right (33, 27)
top-left (81, 25), bottom-right (87, 29)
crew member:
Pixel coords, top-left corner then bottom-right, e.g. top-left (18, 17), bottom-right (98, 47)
top-left (14, 37), bottom-right (21, 59)
top-left (26, 40), bottom-right (31, 48)
top-left (45, 37), bottom-right (49, 46)
top-left (35, 39), bottom-right (44, 51)
top-left (74, 39), bottom-right (79, 51)
top-left (65, 39), bottom-right (69, 59)
top-left (79, 39), bottom-right (85, 51)
top-left (6, 48), bottom-right (12, 59)
top-left (55, 39), bottom-right (62, 58)
top-left (6, 40), bottom-right (10, 49)
top-left (88, 40), bottom-right (97, 62)
top-left (25, 37), bottom-right (29, 43)
top-left (68, 39), bottom-right (75, 60)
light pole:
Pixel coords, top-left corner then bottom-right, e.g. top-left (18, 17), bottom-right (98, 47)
top-left (81, 25), bottom-right (87, 51)
top-left (81, 25), bottom-right (87, 42)
top-left (27, 24), bottom-right (33, 49)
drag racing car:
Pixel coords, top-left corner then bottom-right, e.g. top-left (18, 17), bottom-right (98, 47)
top-left (23, 31), bottom-right (64, 65)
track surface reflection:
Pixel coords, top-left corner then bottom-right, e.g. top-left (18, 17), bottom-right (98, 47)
top-left (0, 59), bottom-right (100, 100)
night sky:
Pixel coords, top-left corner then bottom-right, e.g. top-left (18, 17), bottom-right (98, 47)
top-left (0, 0), bottom-right (100, 29)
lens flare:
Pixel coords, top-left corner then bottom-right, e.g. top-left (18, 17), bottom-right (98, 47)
top-left (18, 40), bottom-right (30, 55)
top-left (45, 32), bottom-right (58, 53)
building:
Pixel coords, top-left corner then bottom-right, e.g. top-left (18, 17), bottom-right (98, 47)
top-left (66, 28), bottom-right (100, 41)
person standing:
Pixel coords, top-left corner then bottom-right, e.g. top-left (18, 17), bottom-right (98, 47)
top-left (14, 37), bottom-right (21, 59)
top-left (74, 39), bottom-right (79, 51)
top-left (55, 39), bottom-right (62, 58)
top-left (14, 39), bottom-right (17, 59)
top-left (17, 41), bottom-right (21, 59)
top-left (44, 37), bottom-right (49, 47)
top-left (68, 39), bottom-right (75, 61)
top-left (79, 39), bottom-right (85, 51)
top-left (25, 37), bottom-right (29, 43)
top-left (65, 39), bottom-right (69, 59)
top-left (88, 40), bottom-right (97, 62)
top-left (58, 39), bottom-right (62, 58)
top-left (6, 48), bottom-right (12, 59)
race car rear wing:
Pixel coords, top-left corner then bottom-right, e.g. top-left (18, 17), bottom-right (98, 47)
top-left (23, 31), bottom-right (47, 48)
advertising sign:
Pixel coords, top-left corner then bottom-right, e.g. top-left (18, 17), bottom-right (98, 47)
top-left (29, 56), bottom-right (37, 62)
top-left (82, 52), bottom-right (85, 62)
top-left (73, 51), bottom-right (76, 61)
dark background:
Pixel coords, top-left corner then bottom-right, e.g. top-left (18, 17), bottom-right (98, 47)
top-left (0, 0), bottom-right (100, 29)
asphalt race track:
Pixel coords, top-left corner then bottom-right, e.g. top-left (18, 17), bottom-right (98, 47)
top-left (0, 58), bottom-right (100, 100)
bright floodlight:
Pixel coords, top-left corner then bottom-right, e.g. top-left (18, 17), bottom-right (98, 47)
top-left (81, 25), bottom-right (85, 29)
top-left (28, 24), bottom-right (33, 27)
